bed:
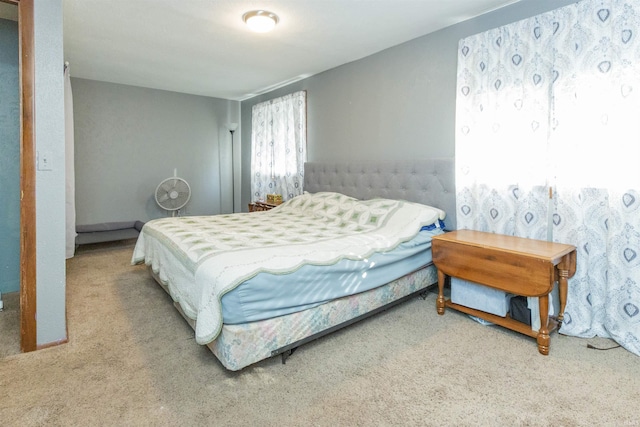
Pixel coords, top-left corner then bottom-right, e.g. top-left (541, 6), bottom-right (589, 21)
top-left (132, 158), bottom-right (456, 370)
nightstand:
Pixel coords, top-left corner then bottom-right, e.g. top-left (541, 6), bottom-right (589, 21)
top-left (248, 202), bottom-right (279, 212)
top-left (432, 230), bottom-right (576, 355)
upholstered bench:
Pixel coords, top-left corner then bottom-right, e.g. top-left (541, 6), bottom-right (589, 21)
top-left (75, 221), bottom-right (145, 245)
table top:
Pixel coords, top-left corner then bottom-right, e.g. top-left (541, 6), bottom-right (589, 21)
top-left (432, 230), bottom-right (575, 261)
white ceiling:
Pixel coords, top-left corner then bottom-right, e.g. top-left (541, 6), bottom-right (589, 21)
top-left (63, 0), bottom-right (521, 101)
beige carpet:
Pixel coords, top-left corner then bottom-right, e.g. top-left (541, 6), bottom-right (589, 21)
top-left (0, 291), bottom-right (20, 358)
top-left (0, 240), bottom-right (638, 426)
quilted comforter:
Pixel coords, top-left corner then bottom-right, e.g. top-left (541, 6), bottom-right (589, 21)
top-left (132, 191), bottom-right (445, 344)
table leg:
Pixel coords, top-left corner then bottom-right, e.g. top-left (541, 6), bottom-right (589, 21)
top-left (557, 269), bottom-right (569, 325)
top-left (536, 295), bottom-right (550, 355)
top-left (436, 270), bottom-right (446, 315)
top-left (557, 250), bottom-right (576, 325)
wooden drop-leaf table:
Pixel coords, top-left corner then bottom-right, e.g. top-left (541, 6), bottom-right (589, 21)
top-left (432, 230), bottom-right (576, 355)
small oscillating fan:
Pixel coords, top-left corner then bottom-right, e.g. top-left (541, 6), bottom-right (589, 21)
top-left (155, 170), bottom-right (191, 216)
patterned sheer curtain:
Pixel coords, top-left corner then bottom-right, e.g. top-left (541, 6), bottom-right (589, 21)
top-left (251, 91), bottom-right (307, 203)
top-left (456, 0), bottom-right (640, 356)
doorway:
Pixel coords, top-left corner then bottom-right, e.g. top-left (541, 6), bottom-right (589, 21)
top-left (0, 0), bottom-right (37, 354)
top-left (0, 2), bottom-right (19, 356)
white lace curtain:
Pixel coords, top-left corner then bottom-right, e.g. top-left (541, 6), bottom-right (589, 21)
top-left (456, 0), bottom-right (640, 355)
top-left (64, 63), bottom-right (76, 259)
top-left (250, 91), bottom-right (307, 203)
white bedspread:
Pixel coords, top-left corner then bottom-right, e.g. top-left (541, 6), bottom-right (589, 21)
top-left (132, 192), bottom-right (445, 344)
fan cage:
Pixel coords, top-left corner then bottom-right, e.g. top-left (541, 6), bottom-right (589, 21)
top-left (155, 177), bottom-right (191, 213)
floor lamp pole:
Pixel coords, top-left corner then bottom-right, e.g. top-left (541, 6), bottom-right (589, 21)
top-left (229, 129), bottom-right (235, 213)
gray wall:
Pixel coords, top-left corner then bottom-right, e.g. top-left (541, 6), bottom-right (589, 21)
top-left (71, 78), bottom-right (240, 225)
top-left (34, 0), bottom-right (67, 346)
top-left (239, 0), bottom-right (576, 211)
top-left (0, 17), bottom-right (19, 294)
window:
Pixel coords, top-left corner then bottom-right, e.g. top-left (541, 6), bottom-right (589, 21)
top-left (250, 90), bottom-right (307, 202)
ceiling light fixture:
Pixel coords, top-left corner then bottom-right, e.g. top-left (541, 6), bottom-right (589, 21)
top-left (242, 10), bottom-right (279, 33)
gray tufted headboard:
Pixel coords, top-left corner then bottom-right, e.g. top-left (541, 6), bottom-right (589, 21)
top-left (303, 158), bottom-right (456, 230)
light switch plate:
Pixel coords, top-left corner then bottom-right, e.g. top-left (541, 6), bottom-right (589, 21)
top-left (38, 150), bottom-right (52, 171)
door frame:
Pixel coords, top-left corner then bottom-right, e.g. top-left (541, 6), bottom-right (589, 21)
top-left (18, 0), bottom-right (36, 352)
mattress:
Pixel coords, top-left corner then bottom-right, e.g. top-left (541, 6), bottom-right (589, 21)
top-left (132, 191), bottom-right (446, 345)
top-left (221, 227), bottom-right (443, 324)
